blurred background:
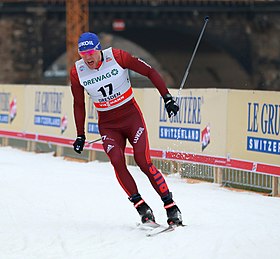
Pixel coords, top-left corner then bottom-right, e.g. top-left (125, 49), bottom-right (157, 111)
top-left (0, 0), bottom-right (279, 91)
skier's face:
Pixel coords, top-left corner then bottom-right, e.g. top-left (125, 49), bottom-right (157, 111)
top-left (79, 49), bottom-right (101, 69)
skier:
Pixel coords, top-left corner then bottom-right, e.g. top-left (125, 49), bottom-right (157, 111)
top-left (70, 32), bottom-right (183, 226)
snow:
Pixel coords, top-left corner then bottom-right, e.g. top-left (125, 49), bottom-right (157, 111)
top-left (0, 146), bottom-right (280, 259)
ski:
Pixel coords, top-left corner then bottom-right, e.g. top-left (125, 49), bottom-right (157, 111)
top-left (146, 223), bottom-right (186, 237)
top-left (136, 220), bottom-right (162, 230)
top-left (136, 221), bottom-right (186, 237)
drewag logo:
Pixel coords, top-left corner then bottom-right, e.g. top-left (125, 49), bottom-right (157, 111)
top-left (83, 69), bottom-right (119, 86)
top-left (247, 102), bottom-right (280, 155)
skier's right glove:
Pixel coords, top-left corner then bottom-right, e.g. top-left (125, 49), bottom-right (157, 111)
top-left (163, 93), bottom-right (179, 118)
top-left (73, 134), bottom-right (86, 154)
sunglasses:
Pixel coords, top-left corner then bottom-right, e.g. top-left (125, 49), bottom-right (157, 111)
top-left (79, 49), bottom-right (97, 57)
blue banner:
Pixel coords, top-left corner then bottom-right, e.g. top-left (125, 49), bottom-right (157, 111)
top-left (247, 136), bottom-right (280, 155)
top-left (159, 126), bottom-right (200, 142)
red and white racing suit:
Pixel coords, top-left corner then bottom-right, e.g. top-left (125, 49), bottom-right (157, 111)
top-left (70, 47), bottom-right (171, 198)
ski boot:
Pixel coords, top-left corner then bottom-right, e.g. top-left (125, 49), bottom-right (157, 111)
top-left (162, 192), bottom-right (183, 226)
top-left (129, 193), bottom-right (155, 223)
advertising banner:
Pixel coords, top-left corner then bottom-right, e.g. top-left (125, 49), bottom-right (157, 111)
top-left (227, 90), bottom-right (280, 166)
top-left (0, 84), bottom-right (25, 131)
top-left (24, 85), bottom-right (76, 139)
top-left (139, 88), bottom-right (228, 157)
top-left (0, 84), bottom-right (279, 174)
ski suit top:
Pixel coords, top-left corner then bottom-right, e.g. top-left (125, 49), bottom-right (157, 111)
top-left (70, 47), bottom-right (169, 136)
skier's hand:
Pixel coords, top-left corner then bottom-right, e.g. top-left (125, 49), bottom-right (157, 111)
top-left (163, 94), bottom-right (179, 118)
top-left (73, 135), bottom-right (86, 154)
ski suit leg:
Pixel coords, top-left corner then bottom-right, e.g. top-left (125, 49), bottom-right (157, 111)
top-left (127, 103), bottom-right (170, 198)
top-left (99, 128), bottom-right (138, 197)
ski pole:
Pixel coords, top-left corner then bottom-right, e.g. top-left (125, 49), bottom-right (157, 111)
top-left (87, 137), bottom-right (102, 144)
top-left (178, 16), bottom-right (209, 92)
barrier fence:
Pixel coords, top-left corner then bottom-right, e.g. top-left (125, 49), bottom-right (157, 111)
top-left (0, 84), bottom-right (279, 196)
top-left (0, 132), bottom-right (278, 195)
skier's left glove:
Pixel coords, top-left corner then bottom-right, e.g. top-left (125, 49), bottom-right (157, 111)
top-left (163, 94), bottom-right (179, 118)
top-left (73, 134), bottom-right (86, 154)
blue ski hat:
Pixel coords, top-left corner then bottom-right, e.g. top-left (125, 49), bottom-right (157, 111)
top-left (78, 32), bottom-right (101, 52)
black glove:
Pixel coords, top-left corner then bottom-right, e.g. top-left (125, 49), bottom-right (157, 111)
top-left (163, 94), bottom-right (179, 118)
top-left (73, 135), bottom-right (86, 154)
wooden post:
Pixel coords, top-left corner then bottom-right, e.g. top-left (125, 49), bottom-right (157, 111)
top-left (214, 167), bottom-right (223, 185)
top-left (27, 141), bottom-right (36, 152)
top-left (88, 150), bottom-right (96, 161)
top-left (170, 161), bottom-right (178, 174)
top-left (272, 176), bottom-right (279, 197)
top-left (2, 137), bottom-right (9, 146)
top-left (125, 154), bottom-right (130, 166)
top-left (56, 146), bottom-right (63, 157)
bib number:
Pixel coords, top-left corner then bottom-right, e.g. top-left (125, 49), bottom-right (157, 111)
top-left (98, 83), bottom-right (113, 97)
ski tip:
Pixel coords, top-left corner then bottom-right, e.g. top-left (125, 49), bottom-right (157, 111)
top-left (175, 223), bottom-right (187, 227)
top-left (168, 222), bottom-right (187, 227)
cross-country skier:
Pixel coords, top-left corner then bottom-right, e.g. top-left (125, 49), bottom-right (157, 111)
top-left (70, 32), bottom-right (183, 226)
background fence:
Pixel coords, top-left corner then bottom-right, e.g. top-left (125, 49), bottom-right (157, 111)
top-left (0, 85), bottom-right (279, 196)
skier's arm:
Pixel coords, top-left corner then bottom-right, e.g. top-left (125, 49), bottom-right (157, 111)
top-left (112, 48), bottom-right (169, 97)
top-left (113, 48), bottom-right (179, 117)
top-left (70, 66), bottom-right (86, 136)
